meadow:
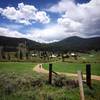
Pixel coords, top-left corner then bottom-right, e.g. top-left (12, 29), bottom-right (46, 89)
top-left (43, 62), bottom-right (100, 75)
top-left (0, 62), bottom-right (100, 100)
top-left (0, 51), bottom-right (100, 100)
top-left (0, 62), bottom-right (36, 75)
top-left (43, 51), bottom-right (100, 76)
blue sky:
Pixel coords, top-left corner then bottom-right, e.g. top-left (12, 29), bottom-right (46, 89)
top-left (0, 0), bottom-right (100, 43)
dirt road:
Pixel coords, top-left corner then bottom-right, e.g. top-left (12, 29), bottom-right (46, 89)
top-left (33, 64), bottom-right (100, 81)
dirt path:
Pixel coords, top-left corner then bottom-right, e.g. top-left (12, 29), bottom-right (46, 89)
top-left (33, 64), bottom-right (100, 81)
top-left (33, 64), bottom-right (48, 73)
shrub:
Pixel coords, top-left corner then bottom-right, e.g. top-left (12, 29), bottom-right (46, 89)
top-left (52, 75), bottom-right (78, 88)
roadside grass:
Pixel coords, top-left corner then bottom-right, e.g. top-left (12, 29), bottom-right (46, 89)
top-left (0, 72), bottom-right (100, 100)
top-left (0, 62), bottom-right (36, 76)
top-left (0, 62), bottom-right (100, 100)
top-left (43, 62), bottom-right (100, 76)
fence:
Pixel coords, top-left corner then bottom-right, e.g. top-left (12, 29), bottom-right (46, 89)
top-left (48, 63), bottom-right (92, 100)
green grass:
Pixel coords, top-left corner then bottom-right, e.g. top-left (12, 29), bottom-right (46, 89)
top-left (0, 62), bottom-right (100, 100)
top-left (78, 51), bottom-right (100, 63)
top-left (43, 62), bottom-right (100, 75)
top-left (0, 72), bottom-right (100, 100)
top-left (59, 51), bottom-right (100, 63)
top-left (0, 62), bottom-right (36, 75)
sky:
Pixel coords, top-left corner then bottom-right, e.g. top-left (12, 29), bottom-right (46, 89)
top-left (0, 0), bottom-right (100, 43)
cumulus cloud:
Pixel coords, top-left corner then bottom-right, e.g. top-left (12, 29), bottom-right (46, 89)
top-left (0, 0), bottom-right (100, 43)
top-left (0, 27), bottom-right (25, 38)
top-left (0, 3), bottom-right (50, 25)
top-left (47, 0), bottom-right (100, 37)
top-left (47, 0), bottom-right (75, 13)
top-left (0, 26), bottom-right (59, 43)
top-left (28, 23), bottom-right (80, 43)
top-left (0, 24), bottom-right (75, 43)
top-left (29, 24), bottom-right (66, 42)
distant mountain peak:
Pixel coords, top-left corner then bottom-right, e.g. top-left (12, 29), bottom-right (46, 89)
top-left (0, 35), bottom-right (100, 52)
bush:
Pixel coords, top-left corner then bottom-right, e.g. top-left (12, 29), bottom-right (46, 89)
top-left (31, 78), bottom-right (44, 87)
top-left (52, 75), bottom-right (78, 88)
top-left (0, 72), bottom-right (45, 95)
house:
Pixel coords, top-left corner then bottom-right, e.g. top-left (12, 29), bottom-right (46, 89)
top-left (70, 53), bottom-right (76, 56)
top-left (31, 53), bottom-right (37, 57)
top-left (50, 54), bottom-right (57, 58)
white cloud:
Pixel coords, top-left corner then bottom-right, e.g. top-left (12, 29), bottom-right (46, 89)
top-left (47, 0), bottom-right (100, 37)
top-left (0, 23), bottom-right (76, 43)
top-left (0, 27), bottom-right (25, 38)
top-left (28, 23), bottom-right (80, 43)
top-left (0, 0), bottom-right (100, 43)
top-left (0, 26), bottom-right (61, 43)
top-left (29, 24), bottom-right (65, 42)
top-left (47, 0), bottom-right (75, 13)
top-left (35, 11), bottom-right (50, 24)
top-left (0, 3), bottom-right (50, 25)
top-left (58, 18), bottom-right (82, 31)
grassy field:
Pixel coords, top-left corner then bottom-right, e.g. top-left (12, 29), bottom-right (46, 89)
top-left (0, 62), bottom-right (36, 75)
top-left (43, 62), bottom-right (100, 75)
top-left (0, 62), bottom-right (100, 100)
top-left (59, 51), bottom-right (100, 63)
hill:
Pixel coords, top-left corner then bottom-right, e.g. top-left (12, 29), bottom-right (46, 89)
top-left (0, 36), bottom-right (41, 51)
top-left (0, 36), bottom-right (100, 52)
top-left (50, 36), bottom-right (100, 52)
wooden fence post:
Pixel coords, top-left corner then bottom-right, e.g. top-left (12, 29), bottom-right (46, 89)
top-left (77, 71), bottom-right (85, 100)
top-left (86, 64), bottom-right (91, 88)
top-left (49, 63), bottom-right (52, 84)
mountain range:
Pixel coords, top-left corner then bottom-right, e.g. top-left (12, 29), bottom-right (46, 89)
top-left (0, 36), bottom-right (100, 52)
